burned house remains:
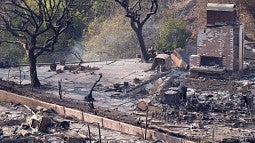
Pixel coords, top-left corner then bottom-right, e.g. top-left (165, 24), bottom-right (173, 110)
top-left (190, 3), bottom-right (244, 76)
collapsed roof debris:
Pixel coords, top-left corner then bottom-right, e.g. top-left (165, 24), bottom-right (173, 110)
top-left (0, 102), bottom-right (150, 143)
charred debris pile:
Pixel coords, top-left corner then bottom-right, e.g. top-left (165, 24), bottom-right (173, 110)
top-left (134, 70), bottom-right (255, 142)
top-left (0, 104), bottom-right (101, 143)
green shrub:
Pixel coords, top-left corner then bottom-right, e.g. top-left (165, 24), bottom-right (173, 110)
top-left (157, 17), bottom-right (191, 51)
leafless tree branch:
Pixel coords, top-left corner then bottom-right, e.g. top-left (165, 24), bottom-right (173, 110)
top-left (115, 0), bottom-right (158, 61)
top-left (0, 0), bottom-right (82, 87)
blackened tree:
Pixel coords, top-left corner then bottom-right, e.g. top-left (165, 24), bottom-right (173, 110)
top-left (0, 0), bottom-right (89, 87)
top-left (115, 0), bottom-right (158, 61)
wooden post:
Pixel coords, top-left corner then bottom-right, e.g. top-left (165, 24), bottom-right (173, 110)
top-left (144, 110), bottom-right (148, 140)
top-left (249, 108), bottom-right (253, 125)
top-left (7, 69), bottom-right (10, 81)
top-left (88, 124), bottom-right (92, 143)
top-left (58, 79), bottom-right (62, 99)
top-left (19, 67), bottom-right (22, 87)
top-left (98, 123), bottom-right (101, 143)
top-left (212, 127), bottom-right (214, 143)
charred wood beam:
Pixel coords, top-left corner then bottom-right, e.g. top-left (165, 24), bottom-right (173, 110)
top-left (85, 73), bottom-right (103, 109)
top-left (88, 73), bottom-right (103, 99)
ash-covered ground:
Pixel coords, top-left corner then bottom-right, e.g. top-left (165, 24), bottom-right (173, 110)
top-left (1, 59), bottom-right (255, 142)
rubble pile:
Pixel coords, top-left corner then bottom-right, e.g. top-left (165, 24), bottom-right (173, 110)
top-left (134, 73), bottom-right (255, 142)
top-left (105, 82), bottom-right (133, 93)
top-left (48, 63), bottom-right (100, 74)
top-left (246, 61), bottom-right (255, 71)
top-left (63, 64), bottom-right (100, 74)
top-left (0, 105), bottom-right (99, 143)
top-left (150, 89), bottom-right (255, 127)
top-left (0, 101), bottom-right (149, 143)
top-left (184, 78), bottom-right (240, 91)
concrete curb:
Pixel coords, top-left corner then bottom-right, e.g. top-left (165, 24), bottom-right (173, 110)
top-left (0, 90), bottom-right (194, 143)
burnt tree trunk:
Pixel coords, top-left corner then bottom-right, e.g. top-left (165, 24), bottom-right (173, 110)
top-left (131, 22), bottom-right (150, 61)
top-left (28, 50), bottom-right (41, 88)
top-left (132, 24), bottom-right (150, 62)
top-left (115, 0), bottom-right (158, 62)
top-left (0, 0), bottom-right (77, 88)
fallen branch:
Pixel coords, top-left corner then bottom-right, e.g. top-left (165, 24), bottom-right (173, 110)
top-left (24, 104), bottom-right (35, 115)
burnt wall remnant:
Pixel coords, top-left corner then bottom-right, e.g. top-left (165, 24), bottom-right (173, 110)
top-left (190, 3), bottom-right (244, 74)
